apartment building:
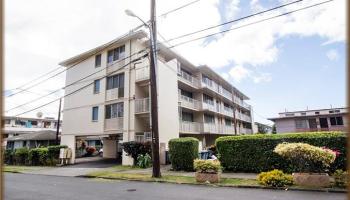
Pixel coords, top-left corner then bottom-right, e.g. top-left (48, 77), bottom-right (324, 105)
top-left (2, 116), bottom-right (61, 148)
top-left (268, 107), bottom-right (347, 133)
top-left (59, 30), bottom-right (253, 165)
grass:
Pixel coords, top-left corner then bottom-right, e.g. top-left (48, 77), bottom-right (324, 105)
top-left (3, 165), bottom-right (47, 173)
top-left (87, 170), bottom-right (259, 186)
top-left (109, 165), bottom-right (142, 171)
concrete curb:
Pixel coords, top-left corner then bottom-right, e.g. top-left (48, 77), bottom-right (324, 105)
top-left (79, 175), bottom-right (347, 193)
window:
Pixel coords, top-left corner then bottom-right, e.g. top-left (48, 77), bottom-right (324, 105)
top-left (300, 112), bottom-right (306, 115)
top-left (203, 94), bottom-right (214, 105)
top-left (334, 110), bottom-right (340, 113)
top-left (105, 103), bottom-right (124, 119)
top-left (106, 73), bottom-right (124, 90)
top-left (285, 113), bottom-right (295, 116)
top-left (315, 112), bottom-right (320, 114)
top-left (15, 120), bottom-right (26, 126)
top-left (336, 117), bottom-right (344, 125)
top-left (329, 110), bottom-right (334, 114)
top-left (202, 75), bottom-right (213, 86)
top-left (29, 120), bottom-right (38, 126)
top-left (182, 112), bottom-right (194, 122)
top-left (107, 45), bottom-right (125, 63)
top-left (92, 106), bottom-right (99, 121)
top-left (181, 89), bottom-right (193, 98)
top-left (95, 54), bottom-right (101, 67)
top-left (4, 119), bottom-right (10, 124)
top-left (224, 103), bottom-right (231, 111)
top-left (330, 117), bottom-right (343, 126)
top-left (93, 80), bottom-right (100, 94)
top-left (225, 118), bottom-right (231, 126)
top-left (295, 119), bottom-right (308, 129)
top-left (204, 114), bottom-right (215, 123)
top-left (330, 117), bottom-right (337, 126)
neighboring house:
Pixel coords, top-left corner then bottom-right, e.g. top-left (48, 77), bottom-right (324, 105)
top-left (2, 116), bottom-right (62, 147)
top-left (59, 30), bottom-right (254, 165)
top-left (268, 107), bottom-right (347, 133)
top-left (6, 130), bottom-right (58, 150)
top-left (253, 122), bottom-right (272, 134)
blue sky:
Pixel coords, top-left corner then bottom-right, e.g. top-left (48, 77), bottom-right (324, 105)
top-left (4, 0), bottom-right (345, 123)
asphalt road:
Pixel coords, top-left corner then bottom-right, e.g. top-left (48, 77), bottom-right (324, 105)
top-left (4, 173), bottom-right (346, 200)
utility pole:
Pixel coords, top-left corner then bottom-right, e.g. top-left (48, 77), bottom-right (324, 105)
top-left (149, 0), bottom-right (161, 178)
top-left (56, 98), bottom-right (62, 145)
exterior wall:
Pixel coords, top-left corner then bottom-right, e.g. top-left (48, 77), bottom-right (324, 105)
top-left (275, 118), bottom-right (296, 133)
top-left (102, 138), bottom-right (117, 159)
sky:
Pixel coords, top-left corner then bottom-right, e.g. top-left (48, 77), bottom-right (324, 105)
top-left (4, 0), bottom-right (346, 125)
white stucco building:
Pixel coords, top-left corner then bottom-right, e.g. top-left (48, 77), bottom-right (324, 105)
top-left (268, 107), bottom-right (347, 133)
top-left (59, 30), bottom-right (254, 165)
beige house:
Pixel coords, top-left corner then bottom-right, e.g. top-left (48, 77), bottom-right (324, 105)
top-left (269, 107), bottom-right (347, 133)
top-left (59, 30), bottom-right (253, 165)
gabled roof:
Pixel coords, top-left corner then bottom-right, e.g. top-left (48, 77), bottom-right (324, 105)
top-left (6, 130), bottom-right (59, 141)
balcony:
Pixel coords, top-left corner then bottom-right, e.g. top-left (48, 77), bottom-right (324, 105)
top-left (221, 125), bottom-right (235, 135)
top-left (202, 80), bottom-right (220, 94)
top-left (178, 71), bottom-right (200, 88)
top-left (239, 128), bottom-right (252, 134)
top-left (179, 95), bottom-right (200, 110)
top-left (222, 88), bottom-right (232, 100)
top-left (135, 98), bottom-right (150, 114)
top-left (241, 114), bottom-right (251, 122)
top-left (179, 121), bottom-right (201, 134)
top-left (106, 88), bottom-right (123, 101)
top-left (107, 58), bottom-right (125, 74)
top-left (202, 123), bottom-right (218, 133)
top-left (222, 108), bottom-right (234, 117)
top-left (104, 117), bottom-right (123, 131)
top-left (201, 102), bottom-right (217, 112)
top-left (135, 65), bottom-right (149, 82)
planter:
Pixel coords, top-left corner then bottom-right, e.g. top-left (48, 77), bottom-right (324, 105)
top-left (195, 172), bottom-right (220, 183)
top-left (292, 173), bottom-right (330, 187)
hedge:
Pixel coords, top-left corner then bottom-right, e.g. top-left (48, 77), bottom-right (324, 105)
top-left (28, 148), bottom-right (48, 166)
top-left (169, 137), bottom-right (199, 171)
top-left (14, 147), bottom-right (29, 165)
top-left (216, 132), bottom-right (346, 173)
top-left (48, 145), bottom-right (68, 160)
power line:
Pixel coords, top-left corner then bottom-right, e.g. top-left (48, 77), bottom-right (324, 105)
top-left (5, 0), bottom-right (203, 99)
top-left (6, 49), bottom-right (147, 112)
top-left (11, 0), bottom-right (333, 116)
top-left (164, 0), bottom-right (303, 43)
top-left (13, 54), bottom-right (148, 117)
top-left (167, 0), bottom-right (335, 48)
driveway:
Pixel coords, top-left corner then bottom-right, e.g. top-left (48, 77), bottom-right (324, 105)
top-left (5, 173), bottom-right (346, 200)
top-left (23, 157), bottom-right (118, 177)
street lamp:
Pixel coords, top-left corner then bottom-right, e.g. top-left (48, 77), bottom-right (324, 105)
top-left (125, 2), bottom-right (161, 178)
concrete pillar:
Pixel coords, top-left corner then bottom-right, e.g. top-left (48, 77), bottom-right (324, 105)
top-left (102, 138), bottom-right (117, 159)
top-left (60, 135), bottom-right (76, 164)
top-left (160, 142), bottom-right (166, 165)
top-left (122, 150), bottom-right (134, 166)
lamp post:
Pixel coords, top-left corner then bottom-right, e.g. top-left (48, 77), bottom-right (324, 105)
top-left (125, 0), bottom-right (161, 178)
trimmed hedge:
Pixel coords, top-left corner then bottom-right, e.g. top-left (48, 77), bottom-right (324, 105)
top-left (14, 147), bottom-right (29, 165)
top-left (28, 148), bottom-right (48, 166)
top-left (216, 132), bottom-right (346, 173)
top-left (169, 137), bottom-right (199, 171)
top-left (48, 145), bottom-right (67, 160)
top-left (122, 141), bottom-right (152, 164)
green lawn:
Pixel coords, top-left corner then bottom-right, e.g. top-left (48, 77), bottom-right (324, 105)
top-left (3, 165), bottom-right (47, 173)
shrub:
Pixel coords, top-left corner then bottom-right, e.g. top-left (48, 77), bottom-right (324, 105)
top-left (194, 159), bottom-right (221, 173)
top-left (122, 141), bottom-right (152, 164)
top-left (14, 147), bottom-right (29, 165)
top-left (137, 153), bottom-right (152, 168)
top-left (333, 170), bottom-right (348, 188)
top-left (216, 132), bottom-right (346, 173)
top-left (257, 169), bottom-right (293, 187)
top-left (47, 145), bottom-right (67, 160)
top-left (28, 148), bottom-right (49, 166)
top-left (274, 143), bottom-right (336, 173)
top-left (4, 149), bottom-right (14, 165)
top-left (169, 137), bottom-right (199, 171)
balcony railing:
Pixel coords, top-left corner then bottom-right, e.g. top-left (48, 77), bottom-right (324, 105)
top-left (104, 117), bottom-right (123, 131)
top-left (107, 58), bottom-right (125, 74)
top-left (223, 108), bottom-right (234, 117)
top-left (241, 114), bottom-right (251, 122)
top-left (239, 128), bottom-right (252, 134)
top-left (201, 102), bottom-right (216, 112)
top-left (135, 98), bottom-right (150, 114)
top-left (179, 121), bottom-right (201, 133)
top-left (179, 95), bottom-right (200, 110)
top-left (222, 88), bottom-right (232, 100)
top-left (106, 88), bottom-right (123, 101)
top-left (202, 123), bottom-right (218, 133)
top-left (221, 125), bottom-right (235, 134)
top-left (202, 80), bottom-right (220, 94)
top-left (178, 71), bottom-right (200, 88)
top-left (135, 66), bottom-right (150, 81)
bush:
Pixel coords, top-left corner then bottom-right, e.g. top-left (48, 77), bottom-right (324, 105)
top-left (137, 153), bottom-right (152, 168)
top-left (194, 159), bottom-right (221, 173)
top-left (169, 137), bottom-right (199, 171)
top-left (274, 143), bottom-right (336, 173)
top-left (28, 148), bottom-right (49, 166)
top-left (215, 132), bottom-right (346, 173)
top-left (4, 149), bottom-right (14, 165)
top-left (257, 169), bottom-right (293, 187)
top-left (14, 147), bottom-right (29, 165)
top-left (47, 145), bottom-right (67, 160)
top-left (122, 141), bottom-right (152, 164)
top-left (333, 170), bottom-right (348, 188)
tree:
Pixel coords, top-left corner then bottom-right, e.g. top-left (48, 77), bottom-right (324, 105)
top-left (272, 124), bottom-right (277, 134)
top-left (257, 124), bottom-right (268, 134)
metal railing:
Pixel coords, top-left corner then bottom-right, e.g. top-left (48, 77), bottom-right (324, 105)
top-left (135, 98), bottom-right (150, 114)
top-left (179, 95), bottom-right (200, 110)
top-left (104, 117), bottom-right (123, 131)
top-left (178, 71), bottom-right (200, 88)
top-left (202, 123), bottom-right (218, 133)
top-left (179, 121), bottom-right (201, 133)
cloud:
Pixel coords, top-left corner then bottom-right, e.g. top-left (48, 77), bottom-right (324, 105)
top-left (229, 65), bottom-right (251, 82)
top-left (326, 49), bottom-right (339, 61)
top-left (252, 73), bottom-right (272, 83)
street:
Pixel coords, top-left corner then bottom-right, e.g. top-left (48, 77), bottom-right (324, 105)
top-left (4, 173), bottom-right (346, 200)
